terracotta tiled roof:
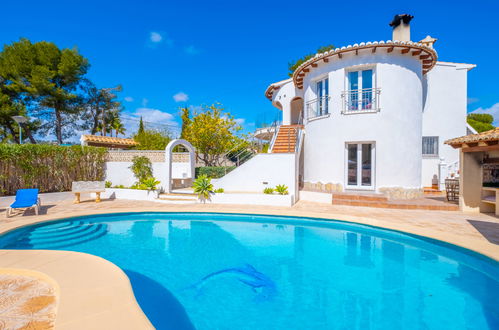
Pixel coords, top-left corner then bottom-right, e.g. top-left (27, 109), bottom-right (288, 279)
top-left (265, 40), bottom-right (438, 100)
top-left (81, 135), bottom-right (138, 146)
top-left (292, 40), bottom-right (438, 89)
top-left (445, 128), bottom-right (499, 146)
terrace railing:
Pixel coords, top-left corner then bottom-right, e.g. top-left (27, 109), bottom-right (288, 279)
top-left (341, 88), bottom-right (381, 114)
top-left (306, 96), bottom-right (330, 120)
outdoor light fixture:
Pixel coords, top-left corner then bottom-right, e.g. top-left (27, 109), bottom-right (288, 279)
top-left (12, 115), bottom-right (28, 144)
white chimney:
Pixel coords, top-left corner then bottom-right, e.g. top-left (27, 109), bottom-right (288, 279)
top-left (389, 14), bottom-right (414, 41)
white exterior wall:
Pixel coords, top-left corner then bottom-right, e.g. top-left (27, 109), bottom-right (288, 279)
top-left (301, 51), bottom-right (423, 191)
top-left (105, 162), bottom-right (189, 191)
top-left (421, 62), bottom-right (472, 186)
top-left (213, 153), bottom-right (296, 195)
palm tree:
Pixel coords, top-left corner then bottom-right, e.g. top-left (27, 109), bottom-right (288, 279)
top-left (112, 120), bottom-right (125, 137)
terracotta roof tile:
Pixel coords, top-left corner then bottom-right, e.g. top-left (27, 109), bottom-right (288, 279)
top-left (445, 128), bottom-right (499, 146)
top-left (81, 135), bottom-right (139, 146)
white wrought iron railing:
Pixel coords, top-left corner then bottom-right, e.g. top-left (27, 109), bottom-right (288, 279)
top-left (341, 88), bottom-right (381, 114)
top-left (306, 96), bottom-right (330, 120)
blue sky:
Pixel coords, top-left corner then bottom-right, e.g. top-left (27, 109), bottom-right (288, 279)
top-left (2, 0), bottom-right (499, 136)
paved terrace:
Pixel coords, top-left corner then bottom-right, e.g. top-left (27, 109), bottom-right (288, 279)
top-left (0, 193), bottom-right (498, 329)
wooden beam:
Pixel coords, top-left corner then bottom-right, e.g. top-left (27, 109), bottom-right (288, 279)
top-left (422, 60), bottom-right (433, 65)
top-left (420, 54), bottom-right (431, 60)
top-left (463, 145), bottom-right (499, 153)
top-left (372, 46), bottom-right (377, 53)
top-left (355, 49), bottom-right (358, 55)
top-left (412, 50), bottom-right (422, 56)
top-left (303, 68), bottom-right (309, 73)
top-left (401, 48), bottom-right (410, 54)
top-left (338, 53), bottom-right (342, 59)
top-left (311, 63), bottom-right (317, 68)
top-left (387, 46), bottom-right (394, 53)
top-left (323, 58), bottom-right (329, 63)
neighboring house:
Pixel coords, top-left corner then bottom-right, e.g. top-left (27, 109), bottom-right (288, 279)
top-left (261, 14), bottom-right (474, 195)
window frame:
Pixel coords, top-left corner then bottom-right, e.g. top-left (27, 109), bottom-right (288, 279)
top-left (422, 136), bottom-right (439, 158)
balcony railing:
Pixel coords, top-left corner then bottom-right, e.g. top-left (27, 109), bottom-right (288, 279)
top-left (306, 96), bottom-right (330, 120)
top-left (341, 88), bottom-right (380, 114)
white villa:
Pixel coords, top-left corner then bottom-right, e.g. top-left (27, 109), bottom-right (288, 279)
top-left (216, 14), bottom-right (476, 202)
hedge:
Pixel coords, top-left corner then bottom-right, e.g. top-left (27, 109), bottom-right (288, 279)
top-left (0, 144), bottom-right (107, 196)
top-left (195, 166), bottom-right (235, 179)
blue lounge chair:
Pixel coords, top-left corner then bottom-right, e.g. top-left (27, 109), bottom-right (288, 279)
top-left (6, 189), bottom-right (41, 217)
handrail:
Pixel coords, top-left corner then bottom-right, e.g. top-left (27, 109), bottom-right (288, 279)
top-left (306, 96), bottom-right (330, 120)
top-left (269, 125), bottom-right (280, 153)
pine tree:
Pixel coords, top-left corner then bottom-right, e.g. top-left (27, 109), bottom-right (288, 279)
top-left (138, 116), bottom-right (145, 135)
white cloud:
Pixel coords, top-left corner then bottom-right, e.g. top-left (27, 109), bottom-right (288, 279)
top-left (141, 98), bottom-right (149, 107)
top-left (173, 92), bottom-right (189, 102)
top-left (470, 102), bottom-right (499, 125)
top-left (235, 118), bottom-right (245, 125)
top-left (124, 96), bottom-right (134, 102)
top-left (121, 107), bottom-right (180, 136)
top-left (467, 97), bottom-right (479, 105)
top-left (134, 108), bottom-right (176, 123)
top-left (184, 45), bottom-right (200, 55)
top-left (150, 32), bottom-right (162, 43)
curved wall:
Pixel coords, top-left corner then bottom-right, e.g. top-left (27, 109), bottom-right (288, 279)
top-left (271, 81), bottom-right (302, 125)
top-left (301, 51), bottom-right (423, 190)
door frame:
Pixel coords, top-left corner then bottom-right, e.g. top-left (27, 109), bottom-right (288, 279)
top-left (344, 141), bottom-right (376, 191)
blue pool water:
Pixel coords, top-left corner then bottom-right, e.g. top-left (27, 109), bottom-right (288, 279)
top-left (0, 212), bottom-right (498, 329)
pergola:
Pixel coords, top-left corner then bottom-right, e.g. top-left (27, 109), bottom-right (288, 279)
top-left (445, 128), bottom-right (499, 214)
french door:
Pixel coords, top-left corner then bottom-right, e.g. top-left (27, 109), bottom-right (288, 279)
top-left (346, 142), bottom-right (375, 190)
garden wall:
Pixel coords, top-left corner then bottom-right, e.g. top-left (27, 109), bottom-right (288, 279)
top-left (104, 151), bottom-right (192, 190)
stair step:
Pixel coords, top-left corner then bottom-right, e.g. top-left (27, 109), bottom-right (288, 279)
top-left (332, 199), bottom-right (458, 211)
top-left (158, 197), bottom-right (197, 201)
top-left (332, 193), bottom-right (388, 202)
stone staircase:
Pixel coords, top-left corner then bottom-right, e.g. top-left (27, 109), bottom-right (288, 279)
top-left (332, 192), bottom-right (458, 211)
top-left (157, 192), bottom-right (198, 204)
top-left (271, 125), bottom-right (302, 153)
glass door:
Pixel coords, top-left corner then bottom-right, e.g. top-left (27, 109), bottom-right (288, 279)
top-left (346, 142), bottom-right (375, 189)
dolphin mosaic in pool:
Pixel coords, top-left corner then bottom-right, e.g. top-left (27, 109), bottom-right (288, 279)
top-left (187, 264), bottom-right (277, 299)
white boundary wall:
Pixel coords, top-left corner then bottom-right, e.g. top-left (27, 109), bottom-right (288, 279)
top-left (213, 153), bottom-right (296, 195)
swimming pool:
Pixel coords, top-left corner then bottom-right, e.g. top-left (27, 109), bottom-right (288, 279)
top-left (0, 212), bottom-right (497, 329)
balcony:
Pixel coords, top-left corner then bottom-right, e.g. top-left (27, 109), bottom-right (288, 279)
top-left (306, 96), bottom-right (330, 120)
top-left (341, 88), bottom-right (381, 114)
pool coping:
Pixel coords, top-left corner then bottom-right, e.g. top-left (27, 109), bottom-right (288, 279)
top-left (1, 204), bottom-right (498, 328)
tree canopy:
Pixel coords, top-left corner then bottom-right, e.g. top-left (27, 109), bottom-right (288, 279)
top-left (467, 113), bottom-right (495, 133)
top-left (288, 44), bottom-right (335, 77)
top-left (180, 103), bottom-right (242, 166)
top-left (0, 38), bottom-right (125, 144)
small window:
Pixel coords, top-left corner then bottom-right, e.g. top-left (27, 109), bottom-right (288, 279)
top-left (422, 136), bottom-right (439, 156)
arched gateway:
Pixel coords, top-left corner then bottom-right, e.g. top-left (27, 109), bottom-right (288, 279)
top-left (164, 139), bottom-right (196, 193)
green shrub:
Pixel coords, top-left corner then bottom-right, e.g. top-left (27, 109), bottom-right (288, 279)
top-left (133, 129), bottom-right (171, 150)
top-left (113, 185), bottom-right (126, 189)
top-left (263, 187), bottom-right (274, 194)
top-left (141, 177), bottom-right (160, 191)
top-left (195, 166), bottom-right (236, 179)
top-left (105, 181), bottom-right (112, 188)
top-left (0, 144), bottom-right (106, 196)
top-left (214, 188), bottom-right (224, 193)
top-left (193, 174), bottom-right (214, 202)
top-left (129, 156), bottom-right (153, 183)
top-left (275, 184), bottom-right (289, 195)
